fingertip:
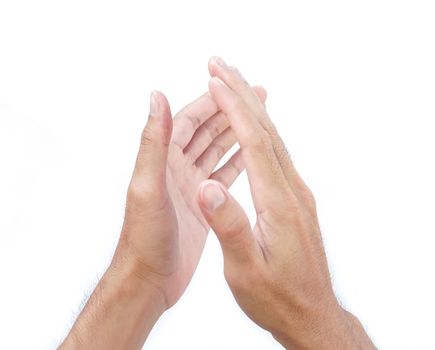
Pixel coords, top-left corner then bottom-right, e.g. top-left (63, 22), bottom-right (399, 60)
top-left (208, 56), bottom-right (217, 77)
top-left (151, 90), bottom-right (171, 115)
top-left (149, 90), bottom-right (160, 117)
top-left (148, 90), bottom-right (173, 142)
top-left (252, 85), bottom-right (268, 103)
top-left (209, 55), bottom-right (227, 77)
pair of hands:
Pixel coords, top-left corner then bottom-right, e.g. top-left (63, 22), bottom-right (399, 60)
top-left (61, 57), bottom-right (374, 349)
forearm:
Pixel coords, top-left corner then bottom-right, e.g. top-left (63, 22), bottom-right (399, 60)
top-left (59, 259), bottom-right (166, 350)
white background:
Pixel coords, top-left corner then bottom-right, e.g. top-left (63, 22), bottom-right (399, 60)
top-left (1, 1), bottom-right (434, 349)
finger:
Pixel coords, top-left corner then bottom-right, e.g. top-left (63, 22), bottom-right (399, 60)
top-left (208, 77), bottom-right (295, 212)
top-left (209, 57), bottom-right (309, 205)
top-left (184, 86), bottom-right (268, 163)
top-left (195, 127), bottom-right (237, 175)
top-left (171, 92), bottom-right (219, 149)
top-left (133, 91), bottom-right (172, 180)
top-left (197, 180), bottom-right (262, 264)
top-left (128, 91), bottom-right (172, 208)
top-left (209, 56), bottom-right (264, 112)
top-left (183, 110), bottom-right (229, 161)
top-left (259, 120), bottom-right (315, 206)
top-left (209, 149), bottom-right (244, 188)
top-left (252, 85), bottom-right (267, 103)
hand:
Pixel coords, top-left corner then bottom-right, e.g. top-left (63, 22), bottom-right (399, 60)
top-left (113, 87), bottom-right (266, 308)
top-left (60, 88), bottom-right (266, 349)
top-left (196, 57), bottom-right (375, 349)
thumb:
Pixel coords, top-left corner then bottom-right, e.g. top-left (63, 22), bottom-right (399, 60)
top-left (127, 91), bottom-right (172, 215)
top-left (132, 91), bottom-right (172, 187)
top-left (197, 180), bottom-right (260, 264)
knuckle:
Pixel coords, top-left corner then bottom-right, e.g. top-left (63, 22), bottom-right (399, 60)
top-left (301, 187), bottom-right (317, 213)
top-left (248, 129), bottom-right (271, 150)
top-left (204, 121), bottom-right (222, 140)
top-left (276, 144), bottom-right (291, 164)
top-left (282, 187), bottom-right (299, 206)
top-left (227, 94), bottom-right (248, 117)
top-left (221, 216), bottom-right (250, 242)
top-left (303, 187), bottom-right (316, 206)
top-left (228, 157), bottom-right (243, 175)
top-left (273, 196), bottom-right (301, 220)
top-left (140, 126), bottom-right (155, 148)
top-left (268, 190), bottom-right (303, 220)
top-left (260, 132), bottom-right (273, 148)
top-left (127, 183), bottom-right (148, 206)
top-left (227, 263), bottom-right (265, 293)
top-left (285, 203), bottom-right (314, 232)
top-left (187, 113), bottom-right (201, 131)
top-left (212, 142), bottom-right (226, 159)
top-left (127, 181), bottom-right (164, 209)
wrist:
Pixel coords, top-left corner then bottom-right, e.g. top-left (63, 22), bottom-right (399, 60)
top-left (108, 253), bottom-right (168, 315)
top-left (60, 254), bottom-right (167, 349)
top-left (341, 309), bottom-right (377, 349)
top-left (272, 298), bottom-right (374, 349)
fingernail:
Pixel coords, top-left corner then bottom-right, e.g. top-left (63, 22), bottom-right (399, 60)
top-left (149, 91), bottom-right (159, 117)
top-left (214, 56), bottom-right (228, 69)
top-left (201, 181), bottom-right (226, 211)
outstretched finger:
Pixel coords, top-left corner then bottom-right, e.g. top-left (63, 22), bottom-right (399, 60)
top-left (208, 77), bottom-right (296, 212)
top-left (209, 149), bottom-right (244, 188)
top-left (183, 85), bottom-right (268, 163)
top-left (171, 92), bottom-right (218, 149)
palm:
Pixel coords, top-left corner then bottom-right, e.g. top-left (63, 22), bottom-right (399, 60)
top-left (166, 145), bottom-right (210, 282)
top-left (161, 93), bottom-right (244, 304)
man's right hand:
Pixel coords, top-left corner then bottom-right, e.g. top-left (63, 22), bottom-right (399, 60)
top-left (197, 56), bottom-right (376, 349)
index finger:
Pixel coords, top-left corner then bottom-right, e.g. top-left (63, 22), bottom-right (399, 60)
top-left (209, 57), bottom-right (313, 210)
top-left (208, 77), bottom-right (295, 212)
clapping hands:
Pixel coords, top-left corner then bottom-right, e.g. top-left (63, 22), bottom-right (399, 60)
top-left (60, 57), bottom-right (374, 350)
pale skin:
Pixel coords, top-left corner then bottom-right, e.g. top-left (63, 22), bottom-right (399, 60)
top-left (60, 57), bottom-right (375, 349)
